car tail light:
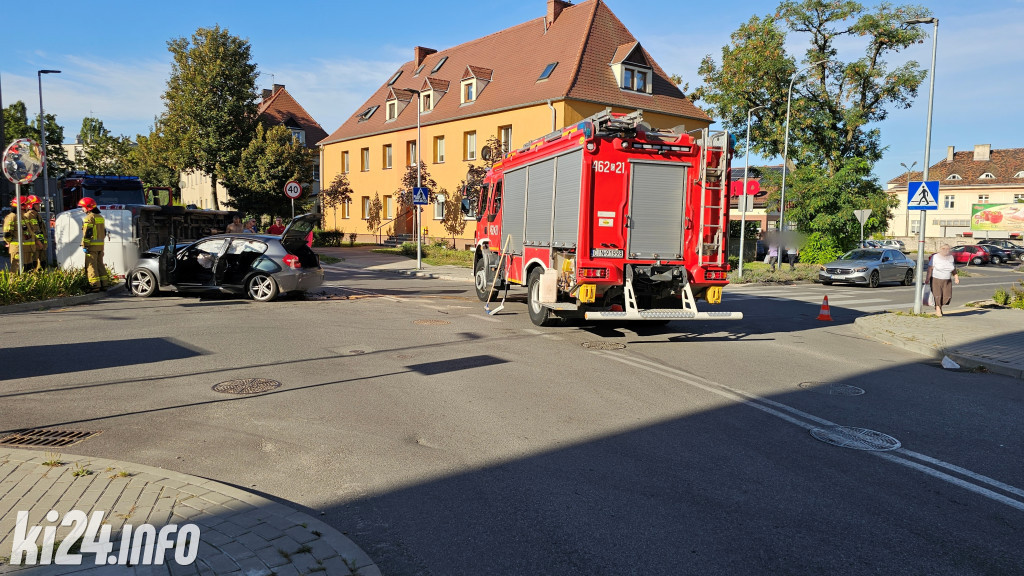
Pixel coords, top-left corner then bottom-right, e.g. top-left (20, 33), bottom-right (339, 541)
top-left (578, 267), bottom-right (608, 279)
top-left (283, 254), bottom-right (301, 269)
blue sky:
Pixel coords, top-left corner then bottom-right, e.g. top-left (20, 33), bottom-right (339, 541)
top-left (3, 0), bottom-right (1022, 184)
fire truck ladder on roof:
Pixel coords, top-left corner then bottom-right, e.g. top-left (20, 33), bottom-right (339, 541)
top-left (586, 108), bottom-right (645, 135)
top-left (696, 129), bottom-right (730, 267)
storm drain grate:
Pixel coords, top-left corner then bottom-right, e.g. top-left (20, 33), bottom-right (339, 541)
top-left (0, 429), bottom-right (101, 448)
top-left (414, 319), bottom-right (451, 326)
top-left (810, 426), bottom-right (901, 451)
top-left (582, 342), bottom-right (626, 350)
top-left (798, 382), bottom-right (865, 396)
top-left (212, 378), bottom-right (282, 395)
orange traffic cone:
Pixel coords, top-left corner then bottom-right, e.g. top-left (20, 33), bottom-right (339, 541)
top-left (817, 296), bottom-right (833, 321)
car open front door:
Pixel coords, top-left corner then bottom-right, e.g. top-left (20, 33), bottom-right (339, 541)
top-left (159, 235), bottom-right (176, 286)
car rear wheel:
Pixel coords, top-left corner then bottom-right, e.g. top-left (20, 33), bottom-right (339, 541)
top-left (903, 269), bottom-right (915, 286)
top-left (868, 270), bottom-right (880, 288)
top-left (971, 256), bottom-right (984, 265)
top-left (247, 274), bottom-right (279, 302)
top-left (128, 268), bottom-right (158, 297)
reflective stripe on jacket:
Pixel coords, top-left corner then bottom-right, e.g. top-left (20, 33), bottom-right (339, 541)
top-left (82, 211), bottom-right (105, 250)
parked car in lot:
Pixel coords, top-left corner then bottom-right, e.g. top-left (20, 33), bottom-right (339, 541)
top-left (126, 213), bottom-right (323, 302)
top-left (879, 239), bottom-right (907, 251)
top-left (976, 244), bottom-right (1013, 264)
top-left (950, 245), bottom-right (990, 266)
top-left (978, 239), bottom-right (1023, 261)
top-left (859, 240), bottom-right (883, 248)
top-left (819, 248), bottom-right (916, 288)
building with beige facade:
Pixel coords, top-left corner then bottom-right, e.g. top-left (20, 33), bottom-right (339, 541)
top-left (318, 0), bottom-right (712, 246)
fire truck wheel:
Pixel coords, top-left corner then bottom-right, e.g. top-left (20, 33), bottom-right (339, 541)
top-left (527, 268), bottom-right (556, 326)
top-left (474, 254), bottom-right (495, 302)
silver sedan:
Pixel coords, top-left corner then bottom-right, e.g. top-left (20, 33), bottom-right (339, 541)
top-left (819, 248), bottom-right (916, 288)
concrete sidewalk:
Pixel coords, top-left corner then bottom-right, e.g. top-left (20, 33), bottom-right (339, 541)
top-left (854, 308), bottom-right (1024, 380)
top-left (317, 246), bottom-right (473, 283)
top-left (0, 448), bottom-right (378, 575)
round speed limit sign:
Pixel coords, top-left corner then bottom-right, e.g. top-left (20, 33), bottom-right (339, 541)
top-left (284, 180), bottom-right (302, 199)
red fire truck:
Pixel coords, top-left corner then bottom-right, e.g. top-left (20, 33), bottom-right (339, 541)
top-left (464, 109), bottom-right (743, 326)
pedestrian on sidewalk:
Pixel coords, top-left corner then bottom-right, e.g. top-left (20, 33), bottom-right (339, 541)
top-left (767, 242), bottom-right (779, 272)
top-left (926, 243), bottom-right (959, 316)
top-left (786, 246), bottom-right (798, 270)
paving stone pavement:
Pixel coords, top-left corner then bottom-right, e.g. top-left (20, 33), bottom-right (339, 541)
top-left (0, 449), bottom-right (379, 576)
top-left (854, 307), bottom-right (1024, 380)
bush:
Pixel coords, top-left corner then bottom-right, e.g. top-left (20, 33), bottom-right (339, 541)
top-left (994, 287), bottom-right (1011, 306)
top-left (348, 233), bottom-right (358, 246)
top-left (0, 267), bottom-right (90, 306)
top-left (799, 232), bottom-right (844, 265)
top-left (313, 230), bottom-right (345, 247)
top-left (400, 242), bottom-right (418, 257)
top-left (1011, 279), bottom-right (1024, 309)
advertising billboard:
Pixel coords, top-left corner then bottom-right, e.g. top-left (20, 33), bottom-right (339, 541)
top-left (970, 203), bottom-right (1024, 231)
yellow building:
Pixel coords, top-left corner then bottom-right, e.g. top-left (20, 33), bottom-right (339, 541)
top-left (319, 0), bottom-right (711, 247)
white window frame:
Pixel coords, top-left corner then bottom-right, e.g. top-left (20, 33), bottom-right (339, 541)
top-left (386, 100), bottom-right (398, 121)
top-left (946, 174), bottom-right (962, 180)
top-left (384, 195), bottom-right (394, 219)
top-left (291, 129), bottom-right (305, 145)
top-left (461, 79), bottom-right (476, 103)
top-left (978, 194), bottom-right (990, 203)
top-left (341, 199), bottom-right (350, 219)
top-left (434, 136), bottom-right (445, 164)
top-left (342, 151), bottom-right (349, 174)
top-left (1014, 193), bottom-right (1024, 202)
top-left (500, 125), bottom-right (512, 154)
top-left (979, 172), bottom-right (995, 179)
top-left (1014, 171), bottom-right (1024, 178)
top-left (421, 92), bottom-right (432, 112)
top-left (465, 131), bottom-right (477, 161)
top-left (361, 197), bottom-right (370, 219)
top-left (360, 148), bottom-right (370, 172)
top-left (383, 144), bottom-right (392, 170)
top-left (943, 195), bottom-right (954, 209)
top-left (407, 141), bottom-right (417, 167)
top-left (434, 193), bottom-right (446, 220)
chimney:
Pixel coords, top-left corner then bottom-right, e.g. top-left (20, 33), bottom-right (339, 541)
top-left (414, 46), bottom-right (437, 67)
top-left (262, 88), bottom-right (272, 99)
top-left (946, 145), bottom-right (954, 163)
top-left (273, 84), bottom-right (285, 94)
top-left (547, 0), bottom-right (570, 26)
top-left (973, 144), bottom-right (991, 162)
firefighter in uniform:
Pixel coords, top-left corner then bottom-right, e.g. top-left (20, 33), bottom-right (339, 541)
top-left (3, 197), bottom-right (37, 273)
top-left (24, 195), bottom-right (46, 270)
top-left (79, 197), bottom-right (111, 291)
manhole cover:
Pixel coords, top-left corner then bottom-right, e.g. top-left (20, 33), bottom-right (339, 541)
top-left (0, 429), bottom-right (101, 448)
top-left (414, 319), bottom-right (451, 325)
top-left (809, 426), bottom-right (901, 451)
top-left (212, 378), bottom-right (282, 395)
top-left (798, 382), bottom-right (865, 396)
top-left (581, 342), bottom-right (626, 350)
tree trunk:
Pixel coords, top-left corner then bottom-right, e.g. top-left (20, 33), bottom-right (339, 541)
top-left (210, 174), bottom-right (220, 210)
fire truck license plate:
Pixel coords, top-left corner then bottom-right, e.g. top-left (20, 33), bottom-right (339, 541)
top-left (591, 249), bottom-right (624, 258)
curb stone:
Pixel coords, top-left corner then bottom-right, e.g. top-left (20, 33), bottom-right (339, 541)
top-left (0, 283), bottom-right (126, 315)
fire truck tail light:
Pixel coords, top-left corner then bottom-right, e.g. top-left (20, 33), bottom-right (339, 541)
top-left (704, 270), bottom-right (727, 281)
top-left (578, 267), bottom-right (608, 279)
top-left (586, 142), bottom-right (596, 152)
top-left (283, 255), bottom-right (301, 269)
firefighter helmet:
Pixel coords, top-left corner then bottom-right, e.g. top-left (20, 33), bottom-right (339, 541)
top-left (26, 195), bottom-right (41, 206)
top-left (78, 197), bottom-right (97, 210)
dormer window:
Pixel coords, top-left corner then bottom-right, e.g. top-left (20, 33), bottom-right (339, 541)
top-left (386, 100), bottom-right (398, 121)
top-left (610, 42), bottom-right (654, 95)
top-left (946, 174), bottom-right (962, 180)
top-left (290, 129), bottom-right (305, 146)
top-left (460, 66), bottom-right (492, 105)
top-left (462, 81), bottom-right (475, 103)
top-left (384, 87), bottom-right (414, 122)
top-left (421, 92), bottom-right (432, 112)
top-left (419, 77), bottom-right (449, 112)
top-left (979, 172), bottom-right (995, 179)
top-left (1014, 171), bottom-right (1024, 178)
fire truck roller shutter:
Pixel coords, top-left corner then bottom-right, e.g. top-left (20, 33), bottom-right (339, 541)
top-left (502, 167), bottom-right (528, 255)
top-left (552, 149), bottom-right (583, 248)
top-left (628, 162), bottom-right (687, 259)
top-left (524, 158), bottom-right (555, 246)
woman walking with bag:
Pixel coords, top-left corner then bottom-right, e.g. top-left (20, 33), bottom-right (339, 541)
top-left (926, 244), bottom-right (959, 316)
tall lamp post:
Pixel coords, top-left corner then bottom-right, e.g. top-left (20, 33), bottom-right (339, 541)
top-left (906, 16), bottom-right (938, 314)
top-left (405, 88), bottom-right (423, 270)
top-left (778, 60), bottom-right (827, 236)
top-left (38, 69), bottom-right (61, 266)
top-left (900, 161), bottom-right (918, 236)
top-left (739, 104), bottom-right (766, 277)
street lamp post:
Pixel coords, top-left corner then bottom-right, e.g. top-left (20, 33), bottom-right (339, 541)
top-left (739, 105), bottom-right (766, 277)
top-left (900, 161), bottom-right (918, 236)
top-left (778, 60), bottom-right (826, 237)
top-left (37, 69), bottom-right (61, 266)
top-left (906, 17), bottom-right (938, 314)
top-left (407, 89), bottom-right (423, 270)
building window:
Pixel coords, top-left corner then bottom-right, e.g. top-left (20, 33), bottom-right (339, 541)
top-left (414, 64), bottom-right (425, 76)
top-left (434, 136), bottom-right (445, 163)
top-left (291, 130), bottom-right (305, 145)
top-left (384, 195), bottom-right (394, 219)
top-left (387, 70), bottom-right (402, 86)
top-left (979, 172), bottom-right (995, 179)
top-left (407, 141), bottom-right (417, 166)
top-left (431, 56), bottom-right (448, 74)
top-left (621, 65), bottom-right (651, 93)
top-left (623, 68), bottom-right (634, 90)
top-left (383, 145), bottom-right (392, 170)
top-left (1015, 193), bottom-right (1024, 203)
top-left (341, 199), bottom-right (350, 219)
top-left (357, 105), bottom-right (378, 122)
top-left (434, 193), bottom-right (446, 220)
top-left (464, 131), bottom-right (476, 161)
top-left (461, 80), bottom-right (476, 103)
top-left (1014, 171), bottom-right (1024, 178)
top-left (361, 197), bottom-right (370, 219)
top-left (421, 92), bottom-right (432, 112)
top-left (943, 195), bottom-right (954, 209)
top-left (946, 174), bottom-right (962, 180)
top-left (386, 100), bottom-right (398, 121)
top-left (538, 62), bottom-right (557, 81)
top-left (360, 148), bottom-right (370, 172)
top-left (499, 125), bottom-right (512, 155)
top-left (342, 151), bottom-right (349, 174)
top-left (978, 194), bottom-right (989, 203)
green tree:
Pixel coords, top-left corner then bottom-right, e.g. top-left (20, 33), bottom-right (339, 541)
top-left (223, 124), bottom-right (314, 220)
top-left (366, 192), bottom-right (383, 239)
top-left (697, 1), bottom-right (930, 245)
top-left (320, 172), bottom-right (353, 215)
top-left (440, 188), bottom-right (467, 245)
top-left (2, 101), bottom-right (72, 176)
top-left (162, 25), bottom-right (259, 210)
top-left (125, 118), bottom-right (182, 196)
top-left (76, 117), bottom-right (132, 174)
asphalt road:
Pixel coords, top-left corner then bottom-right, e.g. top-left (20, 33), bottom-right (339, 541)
top-left (2, 265), bottom-right (1022, 575)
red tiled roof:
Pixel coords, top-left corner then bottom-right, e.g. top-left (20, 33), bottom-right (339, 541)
top-left (888, 147), bottom-right (1024, 188)
top-left (320, 0), bottom-right (710, 146)
top-left (258, 86), bottom-right (329, 150)
top-left (609, 42), bottom-right (646, 65)
top-left (464, 65), bottom-right (494, 81)
top-left (423, 77), bottom-right (450, 92)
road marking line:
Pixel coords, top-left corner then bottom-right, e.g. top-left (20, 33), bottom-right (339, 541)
top-left (600, 352), bottom-right (1024, 513)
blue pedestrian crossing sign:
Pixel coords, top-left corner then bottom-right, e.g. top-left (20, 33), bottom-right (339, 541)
top-left (907, 181), bottom-right (939, 210)
top-left (412, 187), bottom-right (429, 205)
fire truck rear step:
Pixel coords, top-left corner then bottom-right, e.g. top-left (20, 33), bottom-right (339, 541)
top-left (585, 310), bottom-right (743, 320)
top-left (539, 302), bottom-right (579, 311)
